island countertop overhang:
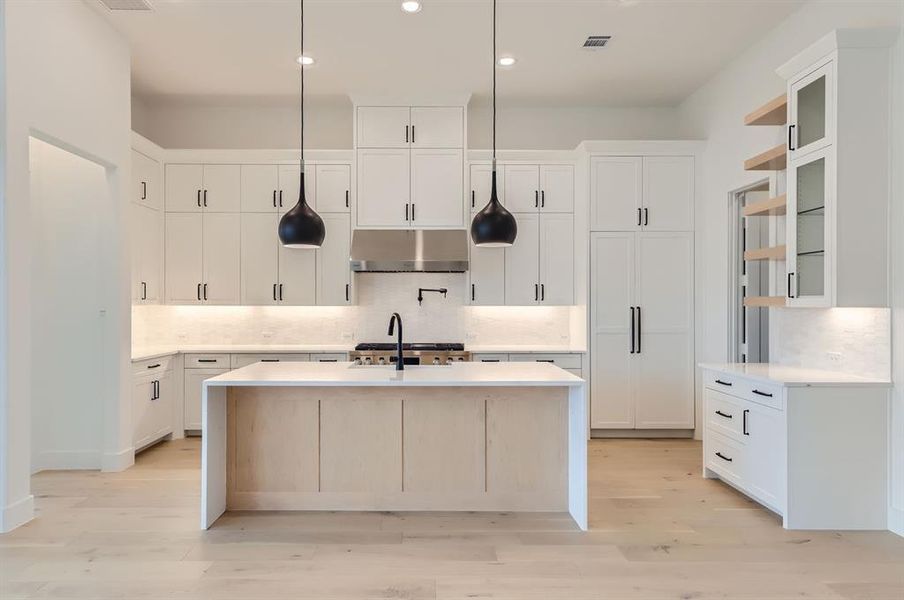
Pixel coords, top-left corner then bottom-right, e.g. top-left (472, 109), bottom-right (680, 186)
top-left (203, 361), bottom-right (585, 388)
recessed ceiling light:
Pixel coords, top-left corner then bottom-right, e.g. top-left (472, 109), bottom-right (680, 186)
top-left (401, 1), bottom-right (421, 13)
top-left (497, 56), bottom-right (516, 67)
top-left (296, 55), bottom-right (315, 66)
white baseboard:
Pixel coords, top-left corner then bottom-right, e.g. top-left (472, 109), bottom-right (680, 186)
top-left (890, 505), bottom-right (904, 537)
top-left (32, 450), bottom-right (101, 473)
top-left (1, 494), bottom-right (34, 533)
top-left (591, 429), bottom-right (695, 439)
top-left (102, 447), bottom-right (135, 472)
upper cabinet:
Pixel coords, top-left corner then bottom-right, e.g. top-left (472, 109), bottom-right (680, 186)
top-left (315, 164), bottom-right (351, 213)
top-left (591, 156), bottom-right (693, 232)
top-left (778, 28), bottom-right (894, 307)
top-left (131, 148), bottom-right (164, 305)
top-left (132, 149), bottom-right (163, 211)
top-left (355, 104), bottom-right (465, 229)
top-left (240, 164), bottom-right (317, 213)
top-left (503, 164), bottom-right (574, 213)
top-left (165, 164), bottom-right (241, 212)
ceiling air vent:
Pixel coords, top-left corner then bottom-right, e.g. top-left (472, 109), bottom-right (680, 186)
top-left (99, 0), bottom-right (153, 10)
top-left (582, 35), bottom-right (612, 49)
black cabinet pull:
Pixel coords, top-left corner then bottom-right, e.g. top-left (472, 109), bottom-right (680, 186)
top-left (141, 181), bottom-right (147, 200)
top-left (715, 410), bottom-right (733, 419)
top-left (471, 283), bottom-right (475, 302)
top-left (319, 359), bottom-right (338, 363)
top-left (788, 124), bottom-right (796, 151)
top-left (482, 359), bottom-right (500, 363)
top-left (630, 307), bottom-right (636, 354)
top-left (715, 452), bottom-right (733, 463)
top-left (272, 190), bottom-right (277, 208)
top-left (203, 189), bottom-right (208, 207)
top-left (471, 190), bottom-right (475, 208)
top-left (203, 283), bottom-right (208, 301)
top-left (261, 359), bottom-right (280, 362)
top-left (405, 125), bottom-right (409, 143)
top-left (534, 190), bottom-right (539, 208)
top-left (273, 283), bottom-right (277, 301)
top-left (540, 284), bottom-right (545, 301)
top-left (787, 272), bottom-right (795, 299)
top-left (345, 283), bottom-right (350, 302)
top-left (345, 190), bottom-right (349, 208)
top-left (278, 283), bottom-right (283, 301)
top-left (141, 281), bottom-right (147, 301)
top-left (411, 125), bottom-right (415, 143)
top-left (150, 380), bottom-right (155, 401)
top-left (198, 359), bottom-right (218, 363)
top-left (147, 363), bottom-right (161, 370)
top-left (637, 208), bottom-right (642, 226)
top-left (197, 283), bottom-right (201, 301)
top-left (534, 283), bottom-right (538, 301)
top-left (536, 359), bottom-right (555, 363)
top-left (279, 190), bottom-right (283, 208)
top-left (197, 189), bottom-right (201, 207)
top-left (541, 190), bottom-right (545, 208)
top-left (752, 389), bottom-right (773, 398)
top-left (743, 409), bottom-right (750, 435)
top-left (643, 208), bottom-right (649, 226)
top-left (405, 203), bottom-right (409, 221)
top-left (411, 203), bottom-right (415, 221)
top-left (636, 306), bottom-right (642, 353)
top-left (714, 379), bottom-right (732, 387)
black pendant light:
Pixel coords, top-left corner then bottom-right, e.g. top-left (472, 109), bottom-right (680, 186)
top-left (470, 0), bottom-right (516, 247)
top-left (279, 0), bottom-right (325, 249)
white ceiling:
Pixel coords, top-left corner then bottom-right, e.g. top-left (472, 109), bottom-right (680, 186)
top-left (97, 0), bottom-right (804, 107)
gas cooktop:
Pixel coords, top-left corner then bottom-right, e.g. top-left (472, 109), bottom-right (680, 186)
top-left (354, 343), bottom-right (465, 352)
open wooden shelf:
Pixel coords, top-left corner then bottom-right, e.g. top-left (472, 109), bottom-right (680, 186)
top-left (744, 245), bottom-right (786, 261)
top-left (744, 296), bottom-right (786, 308)
top-left (743, 193), bottom-right (787, 217)
top-left (744, 94), bottom-right (788, 126)
top-left (745, 144), bottom-right (787, 171)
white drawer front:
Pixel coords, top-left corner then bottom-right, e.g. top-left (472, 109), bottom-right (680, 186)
top-left (509, 353), bottom-right (582, 369)
top-left (472, 353), bottom-right (509, 363)
top-left (132, 356), bottom-right (173, 376)
top-left (706, 431), bottom-right (745, 486)
top-left (705, 388), bottom-right (745, 442)
top-left (740, 381), bottom-right (783, 410)
top-left (231, 354), bottom-right (311, 369)
top-left (704, 370), bottom-right (740, 393)
top-left (185, 354), bottom-right (230, 369)
top-left (310, 353), bottom-right (347, 363)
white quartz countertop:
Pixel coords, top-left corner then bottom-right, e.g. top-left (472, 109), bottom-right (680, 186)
top-left (204, 361), bottom-right (585, 387)
top-left (699, 363), bottom-right (892, 387)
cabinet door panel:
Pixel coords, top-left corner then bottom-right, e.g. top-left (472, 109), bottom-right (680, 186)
top-left (539, 165), bottom-right (574, 213)
top-left (745, 402), bottom-right (785, 510)
top-left (279, 244), bottom-right (316, 306)
top-left (410, 149), bottom-right (463, 228)
top-left (410, 106), bottom-right (463, 148)
top-left (469, 164), bottom-right (505, 213)
top-left (504, 213), bottom-right (539, 305)
top-left (132, 376), bottom-right (154, 447)
top-left (240, 165), bottom-right (279, 213)
top-left (786, 147), bottom-right (831, 307)
top-left (240, 213), bottom-right (279, 305)
top-left (469, 243), bottom-right (505, 305)
top-left (165, 212), bottom-right (203, 304)
top-left (165, 164), bottom-right (203, 212)
top-left (278, 164), bottom-right (315, 213)
top-left (635, 332), bottom-right (694, 428)
top-left (133, 150), bottom-right (162, 210)
top-left (539, 214), bottom-right (574, 305)
top-left (202, 213), bottom-right (241, 305)
top-left (141, 206), bottom-right (164, 304)
top-left (503, 165), bottom-right (540, 213)
top-left (357, 106), bottom-right (410, 148)
top-left (590, 233), bottom-right (636, 429)
top-left (151, 372), bottom-right (174, 441)
top-left (789, 60), bottom-right (834, 160)
top-left (315, 164), bottom-right (351, 213)
top-left (202, 165), bottom-right (241, 212)
top-left (642, 156), bottom-right (694, 231)
top-left (184, 369), bottom-right (227, 431)
top-left (130, 203), bottom-right (142, 303)
top-left (316, 213), bottom-right (351, 305)
top-left (356, 149), bottom-right (410, 227)
top-left (590, 157), bottom-right (641, 231)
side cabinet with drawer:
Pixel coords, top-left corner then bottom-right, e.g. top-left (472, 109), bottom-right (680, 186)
top-left (183, 354), bottom-right (230, 431)
top-left (132, 356), bottom-right (175, 452)
top-left (701, 367), bottom-right (888, 530)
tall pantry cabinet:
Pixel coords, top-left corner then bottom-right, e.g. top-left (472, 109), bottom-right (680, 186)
top-left (589, 154), bottom-right (695, 430)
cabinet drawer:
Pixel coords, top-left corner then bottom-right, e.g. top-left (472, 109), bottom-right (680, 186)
top-left (231, 354), bottom-right (310, 369)
top-left (705, 388), bottom-right (745, 442)
top-left (509, 353), bottom-right (582, 369)
top-left (311, 353), bottom-right (347, 363)
top-left (132, 356), bottom-right (173, 375)
top-left (706, 431), bottom-right (745, 486)
top-left (185, 354), bottom-right (230, 369)
top-left (472, 353), bottom-right (509, 363)
top-left (703, 370), bottom-right (784, 411)
top-left (704, 370), bottom-right (740, 393)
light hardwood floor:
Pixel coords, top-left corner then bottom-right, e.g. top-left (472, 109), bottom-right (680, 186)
top-left (2, 438), bottom-right (902, 599)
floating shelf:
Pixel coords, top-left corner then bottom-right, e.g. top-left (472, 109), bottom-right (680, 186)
top-left (743, 194), bottom-right (787, 217)
top-left (745, 144), bottom-right (787, 171)
top-left (744, 245), bottom-right (787, 261)
top-left (744, 94), bottom-right (788, 126)
top-left (744, 296), bottom-right (786, 308)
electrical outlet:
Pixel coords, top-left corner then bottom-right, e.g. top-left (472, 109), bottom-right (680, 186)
top-left (827, 351), bottom-right (842, 363)
top-left (261, 331), bottom-right (274, 339)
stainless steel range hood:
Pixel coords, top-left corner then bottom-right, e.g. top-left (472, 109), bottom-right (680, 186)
top-left (350, 229), bottom-right (469, 273)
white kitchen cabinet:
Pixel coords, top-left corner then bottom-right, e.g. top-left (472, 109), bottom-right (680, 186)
top-left (231, 354), bottom-right (311, 369)
top-left (356, 149), bottom-right (410, 228)
top-left (410, 107), bottom-right (464, 148)
top-left (504, 213), bottom-right (540, 305)
top-left (503, 165), bottom-right (540, 213)
top-left (278, 244), bottom-right (317, 306)
top-left (469, 164), bottom-right (505, 213)
top-left (240, 164), bottom-right (280, 213)
top-left (165, 212), bottom-right (240, 305)
top-left (132, 358), bottom-right (173, 452)
top-left (278, 164), bottom-right (315, 213)
top-left (410, 149), bottom-right (463, 227)
top-left (131, 203), bottom-right (163, 304)
top-left (787, 60), bottom-right (833, 160)
top-left (785, 147), bottom-right (830, 307)
top-left (184, 367), bottom-right (227, 431)
top-left (591, 156), bottom-right (693, 232)
top-left (357, 106), bottom-right (411, 148)
top-left (315, 164), bottom-right (350, 213)
top-left (539, 165), bottom-right (574, 213)
top-left (504, 164), bottom-right (575, 214)
top-left (316, 213), bottom-right (352, 305)
top-left (165, 164), bottom-right (240, 213)
top-left (538, 214), bottom-right (574, 305)
top-left (132, 149), bottom-right (162, 211)
top-left (240, 213), bottom-right (280, 305)
top-left (468, 242), bottom-right (505, 305)
top-left (590, 231), bottom-right (694, 430)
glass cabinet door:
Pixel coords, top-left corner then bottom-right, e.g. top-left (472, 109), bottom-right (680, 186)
top-left (789, 61), bottom-right (834, 159)
top-left (787, 148), bottom-right (832, 306)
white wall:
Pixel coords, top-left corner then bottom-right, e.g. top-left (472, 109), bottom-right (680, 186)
top-left (678, 0), bottom-right (903, 533)
top-left (0, 0), bottom-right (132, 532)
top-left (29, 138), bottom-right (108, 471)
top-left (890, 8), bottom-right (904, 537)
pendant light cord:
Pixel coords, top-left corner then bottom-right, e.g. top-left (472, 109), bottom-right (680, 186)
top-left (300, 0), bottom-right (305, 173)
top-left (492, 0), bottom-right (496, 170)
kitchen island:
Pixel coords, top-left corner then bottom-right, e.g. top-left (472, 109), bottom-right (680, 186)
top-left (201, 361), bottom-right (587, 530)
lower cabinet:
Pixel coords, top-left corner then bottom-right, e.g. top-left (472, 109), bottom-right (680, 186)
top-left (471, 353), bottom-right (584, 379)
top-left (183, 367), bottom-right (229, 431)
top-left (132, 358), bottom-right (174, 452)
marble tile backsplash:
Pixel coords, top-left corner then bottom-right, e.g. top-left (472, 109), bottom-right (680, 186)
top-left (132, 273), bottom-right (579, 349)
top-left (769, 307), bottom-right (891, 380)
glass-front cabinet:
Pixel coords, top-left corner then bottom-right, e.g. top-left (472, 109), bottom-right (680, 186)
top-left (788, 60), bottom-right (834, 160)
top-left (786, 147), bottom-right (832, 307)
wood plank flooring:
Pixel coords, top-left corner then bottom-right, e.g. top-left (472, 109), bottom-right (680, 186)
top-left (2, 438), bottom-right (902, 599)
